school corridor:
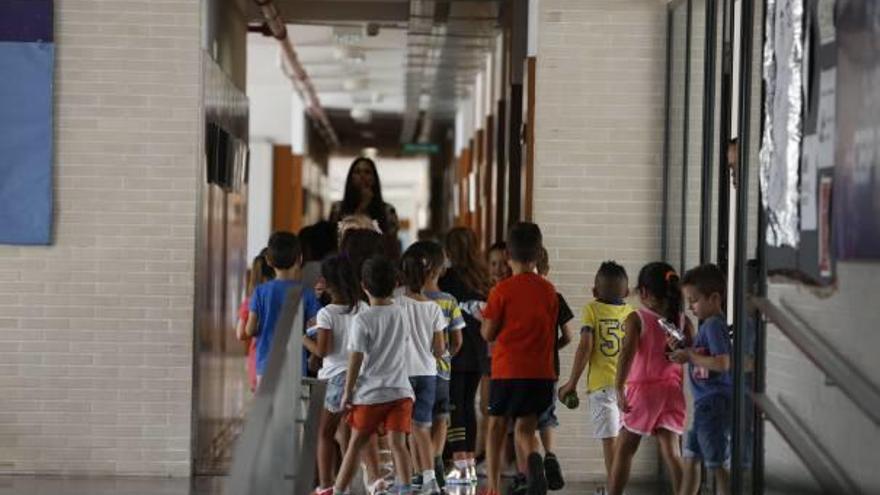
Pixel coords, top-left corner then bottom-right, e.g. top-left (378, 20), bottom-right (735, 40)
top-left (0, 0), bottom-right (878, 494)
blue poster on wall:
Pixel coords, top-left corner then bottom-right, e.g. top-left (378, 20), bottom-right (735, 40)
top-left (0, 0), bottom-right (54, 245)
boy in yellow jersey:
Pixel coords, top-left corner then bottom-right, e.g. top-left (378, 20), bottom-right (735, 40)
top-left (558, 261), bottom-right (633, 495)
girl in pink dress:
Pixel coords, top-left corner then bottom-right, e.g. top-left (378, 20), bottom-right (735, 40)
top-left (608, 262), bottom-right (694, 495)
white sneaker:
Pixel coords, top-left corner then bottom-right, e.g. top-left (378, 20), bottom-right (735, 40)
top-left (368, 478), bottom-right (389, 495)
top-left (446, 466), bottom-right (470, 485)
top-left (466, 465), bottom-right (477, 483)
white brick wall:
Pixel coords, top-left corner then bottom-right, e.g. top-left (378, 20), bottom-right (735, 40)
top-left (0, 0), bottom-right (202, 477)
top-left (533, 0), bottom-right (668, 483)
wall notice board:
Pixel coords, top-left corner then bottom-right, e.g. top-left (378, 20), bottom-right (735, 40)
top-left (763, 0), bottom-right (879, 286)
top-left (0, 0), bottom-right (54, 245)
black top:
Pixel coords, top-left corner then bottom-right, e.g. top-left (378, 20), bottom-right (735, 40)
top-left (439, 268), bottom-right (488, 373)
top-left (554, 293), bottom-right (575, 377)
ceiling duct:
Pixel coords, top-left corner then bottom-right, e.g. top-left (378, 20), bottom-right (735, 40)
top-left (253, 0), bottom-right (340, 147)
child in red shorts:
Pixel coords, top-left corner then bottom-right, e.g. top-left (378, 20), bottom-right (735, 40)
top-left (334, 255), bottom-right (415, 495)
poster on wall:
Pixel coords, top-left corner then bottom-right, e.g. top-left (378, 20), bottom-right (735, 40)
top-left (0, 0), bottom-right (54, 245)
top-left (834, 0), bottom-right (880, 259)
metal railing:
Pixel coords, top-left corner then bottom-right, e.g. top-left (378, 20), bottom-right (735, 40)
top-left (751, 295), bottom-right (880, 495)
top-left (225, 286), bottom-right (327, 495)
top-left (752, 296), bottom-right (880, 427)
top-left (751, 393), bottom-right (859, 494)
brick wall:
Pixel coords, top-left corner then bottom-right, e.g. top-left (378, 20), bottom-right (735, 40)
top-left (533, 0), bottom-right (668, 482)
top-left (0, 0), bottom-right (202, 476)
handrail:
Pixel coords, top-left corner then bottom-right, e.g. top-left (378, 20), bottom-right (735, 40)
top-left (751, 393), bottom-right (861, 495)
top-left (226, 287), bottom-right (326, 495)
top-left (751, 296), bottom-right (880, 426)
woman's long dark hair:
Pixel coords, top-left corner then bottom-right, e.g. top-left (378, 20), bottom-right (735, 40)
top-left (445, 227), bottom-right (491, 297)
top-left (341, 157), bottom-right (388, 232)
top-left (637, 261), bottom-right (683, 327)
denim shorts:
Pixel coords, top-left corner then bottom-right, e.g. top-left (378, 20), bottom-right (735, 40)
top-left (324, 373), bottom-right (347, 414)
top-left (538, 388), bottom-right (559, 430)
top-left (434, 376), bottom-right (451, 417)
top-left (684, 394), bottom-right (731, 468)
top-left (410, 375), bottom-right (437, 428)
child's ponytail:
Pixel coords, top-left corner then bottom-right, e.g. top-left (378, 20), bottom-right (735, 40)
top-left (637, 261), bottom-right (683, 327)
top-left (321, 255), bottom-right (359, 313)
top-left (400, 243), bottom-right (431, 293)
top-left (400, 241), bottom-right (445, 294)
top-left (664, 270), bottom-right (683, 326)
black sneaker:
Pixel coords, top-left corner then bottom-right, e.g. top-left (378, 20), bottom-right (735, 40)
top-left (526, 453), bottom-right (548, 495)
top-left (509, 474), bottom-right (528, 495)
top-left (411, 473), bottom-right (423, 490)
top-left (543, 452), bottom-right (565, 491)
top-left (434, 456), bottom-right (446, 489)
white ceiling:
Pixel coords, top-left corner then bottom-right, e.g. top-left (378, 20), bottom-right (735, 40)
top-left (248, 25), bottom-right (409, 116)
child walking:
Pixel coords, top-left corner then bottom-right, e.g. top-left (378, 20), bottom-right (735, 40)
top-left (557, 261), bottom-right (633, 494)
top-left (670, 264), bottom-right (732, 495)
top-left (334, 255), bottom-right (415, 495)
top-left (528, 247), bottom-right (575, 493)
top-left (482, 223), bottom-right (559, 495)
top-left (419, 241), bottom-right (466, 488)
top-left (607, 262), bottom-right (692, 495)
top-left (235, 249), bottom-right (274, 392)
top-left (441, 227), bottom-right (492, 485)
top-left (397, 243), bottom-right (449, 495)
top-left (245, 232), bottom-right (321, 385)
top-left (475, 241), bottom-right (513, 466)
top-left (303, 256), bottom-right (367, 495)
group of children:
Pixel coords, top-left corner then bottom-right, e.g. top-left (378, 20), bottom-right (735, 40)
top-left (237, 219), bottom-right (735, 495)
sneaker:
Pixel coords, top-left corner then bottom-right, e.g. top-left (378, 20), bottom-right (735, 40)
top-left (475, 462), bottom-right (487, 479)
top-left (420, 478), bottom-right (442, 495)
top-left (543, 453), bottom-right (565, 491)
top-left (467, 464), bottom-right (478, 484)
top-left (411, 474), bottom-right (423, 490)
top-left (446, 466), bottom-right (470, 485)
top-left (509, 474), bottom-right (528, 495)
top-left (369, 479), bottom-right (389, 495)
top-left (526, 453), bottom-right (548, 495)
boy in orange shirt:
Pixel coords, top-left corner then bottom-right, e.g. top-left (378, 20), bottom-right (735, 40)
top-left (481, 222), bottom-right (559, 495)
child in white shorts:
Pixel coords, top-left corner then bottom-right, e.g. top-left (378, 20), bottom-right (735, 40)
top-left (557, 261), bottom-right (633, 494)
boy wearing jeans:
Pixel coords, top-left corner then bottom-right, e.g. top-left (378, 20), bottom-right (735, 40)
top-left (334, 256), bottom-right (415, 495)
top-left (669, 264), bottom-right (733, 495)
top-left (481, 223), bottom-right (559, 495)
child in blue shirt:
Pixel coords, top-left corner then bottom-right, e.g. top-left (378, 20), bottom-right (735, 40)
top-left (669, 264), bottom-right (732, 495)
top-left (246, 231), bottom-right (321, 383)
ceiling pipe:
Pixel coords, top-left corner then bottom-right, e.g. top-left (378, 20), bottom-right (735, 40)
top-left (254, 0), bottom-right (340, 148)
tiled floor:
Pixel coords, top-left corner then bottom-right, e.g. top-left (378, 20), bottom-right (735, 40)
top-left (0, 476), bottom-right (663, 495)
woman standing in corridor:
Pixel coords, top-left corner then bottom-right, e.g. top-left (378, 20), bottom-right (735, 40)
top-left (329, 157), bottom-right (401, 259)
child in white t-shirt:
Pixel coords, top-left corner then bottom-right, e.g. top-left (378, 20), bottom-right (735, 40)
top-left (303, 256), bottom-right (367, 495)
top-left (396, 242), bottom-right (447, 494)
top-left (333, 255), bottom-right (415, 495)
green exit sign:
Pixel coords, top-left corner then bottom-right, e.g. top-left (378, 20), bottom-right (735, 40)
top-left (402, 143), bottom-right (440, 155)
